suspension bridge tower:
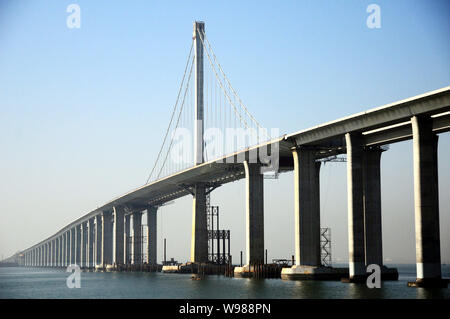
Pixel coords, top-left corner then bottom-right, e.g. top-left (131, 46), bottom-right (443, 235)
top-left (190, 21), bottom-right (208, 263)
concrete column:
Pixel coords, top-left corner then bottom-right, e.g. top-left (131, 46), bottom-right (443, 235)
top-left (113, 206), bottom-right (125, 266)
top-left (244, 160), bottom-right (265, 265)
top-left (346, 132), bottom-right (366, 280)
top-left (292, 148), bottom-right (321, 266)
top-left (65, 232), bottom-right (69, 267)
top-left (102, 211), bottom-right (113, 266)
top-left (80, 223), bottom-right (86, 268)
top-left (363, 147), bottom-right (383, 266)
top-left (57, 240), bottom-right (60, 267)
top-left (59, 236), bottom-right (63, 267)
top-left (190, 184), bottom-right (208, 263)
top-left (75, 225), bottom-right (81, 266)
top-left (147, 206), bottom-right (157, 265)
top-left (88, 218), bottom-right (94, 268)
top-left (56, 239), bottom-right (59, 267)
top-left (412, 116), bottom-right (441, 282)
top-left (56, 238), bottom-right (61, 267)
top-left (124, 214), bottom-right (131, 264)
top-left (53, 239), bottom-right (57, 267)
top-left (70, 228), bottom-right (75, 265)
top-left (46, 242), bottom-right (49, 267)
top-left (55, 238), bottom-right (59, 267)
top-left (49, 240), bottom-right (52, 267)
top-left (95, 215), bottom-right (102, 267)
top-left (61, 235), bottom-right (65, 267)
top-left (132, 211), bottom-right (143, 264)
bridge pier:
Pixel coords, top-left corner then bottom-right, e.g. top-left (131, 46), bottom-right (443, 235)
top-left (294, 148), bottom-right (321, 267)
top-left (50, 239), bottom-right (56, 267)
top-left (363, 146), bottom-right (399, 280)
top-left (48, 241), bottom-right (51, 267)
top-left (70, 228), bottom-right (75, 265)
top-left (132, 211), bottom-right (143, 264)
top-left (113, 206), bottom-right (125, 267)
top-left (57, 236), bottom-right (60, 267)
top-left (88, 218), bottom-right (95, 269)
top-left (43, 243), bottom-right (47, 267)
top-left (63, 232), bottom-right (67, 267)
top-left (94, 215), bottom-right (101, 268)
top-left (363, 146), bottom-right (383, 267)
top-left (234, 161), bottom-right (264, 277)
top-left (190, 183), bottom-right (208, 263)
top-left (54, 238), bottom-right (58, 267)
top-left (409, 116), bottom-right (445, 288)
top-left (102, 211), bottom-right (113, 268)
top-left (81, 223), bottom-right (86, 268)
top-left (59, 235), bottom-right (63, 267)
top-left (281, 148), bottom-right (348, 280)
top-left (124, 214), bottom-right (131, 264)
top-left (147, 206), bottom-right (158, 265)
top-left (345, 133), bottom-right (366, 282)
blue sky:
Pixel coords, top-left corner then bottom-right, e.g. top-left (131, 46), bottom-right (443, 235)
top-left (0, 0), bottom-right (449, 264)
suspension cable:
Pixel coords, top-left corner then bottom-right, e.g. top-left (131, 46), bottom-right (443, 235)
top-left (145, 40), bottom-right (194, 184)
top-left (198, 31), bottom-right (251, 130)
top-left (201, 32), bottom-right (269, 140)
top-left (156, 55), bottom-right (195, 179)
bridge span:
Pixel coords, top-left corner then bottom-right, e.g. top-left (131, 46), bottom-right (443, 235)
top-left (5, 21), bottom-right (450, 288)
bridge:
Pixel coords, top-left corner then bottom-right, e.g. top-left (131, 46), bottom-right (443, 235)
top-left (3, 22), bottom-right (449, 287)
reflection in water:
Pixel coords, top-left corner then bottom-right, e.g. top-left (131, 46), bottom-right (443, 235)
top-left (0, 267), bottom-right (449, 299)
top-left (416, 287), bottom-right (448, 299)
top-left (346, 282), bottom-right (386, 299)
top-left (242, 278), bottom-right (268, 298)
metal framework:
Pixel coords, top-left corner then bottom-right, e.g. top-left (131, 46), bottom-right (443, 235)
top-left (207, 193), bottom-right (231, 264)
top-left (127, 225), bottom-right (148, 264)
top-left (320, 227), bottom-right (332, 267)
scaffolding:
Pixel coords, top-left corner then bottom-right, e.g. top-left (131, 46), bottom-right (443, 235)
top-left (207, 193), bottom-right (231, 264)
top-left (320, 227), bottom-right (332, 267)
top-left (127, 225), bottom-right (148, 264)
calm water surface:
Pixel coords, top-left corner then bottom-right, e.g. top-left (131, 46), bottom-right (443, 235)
top-left (0, 265), bottom-right (449, 299)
